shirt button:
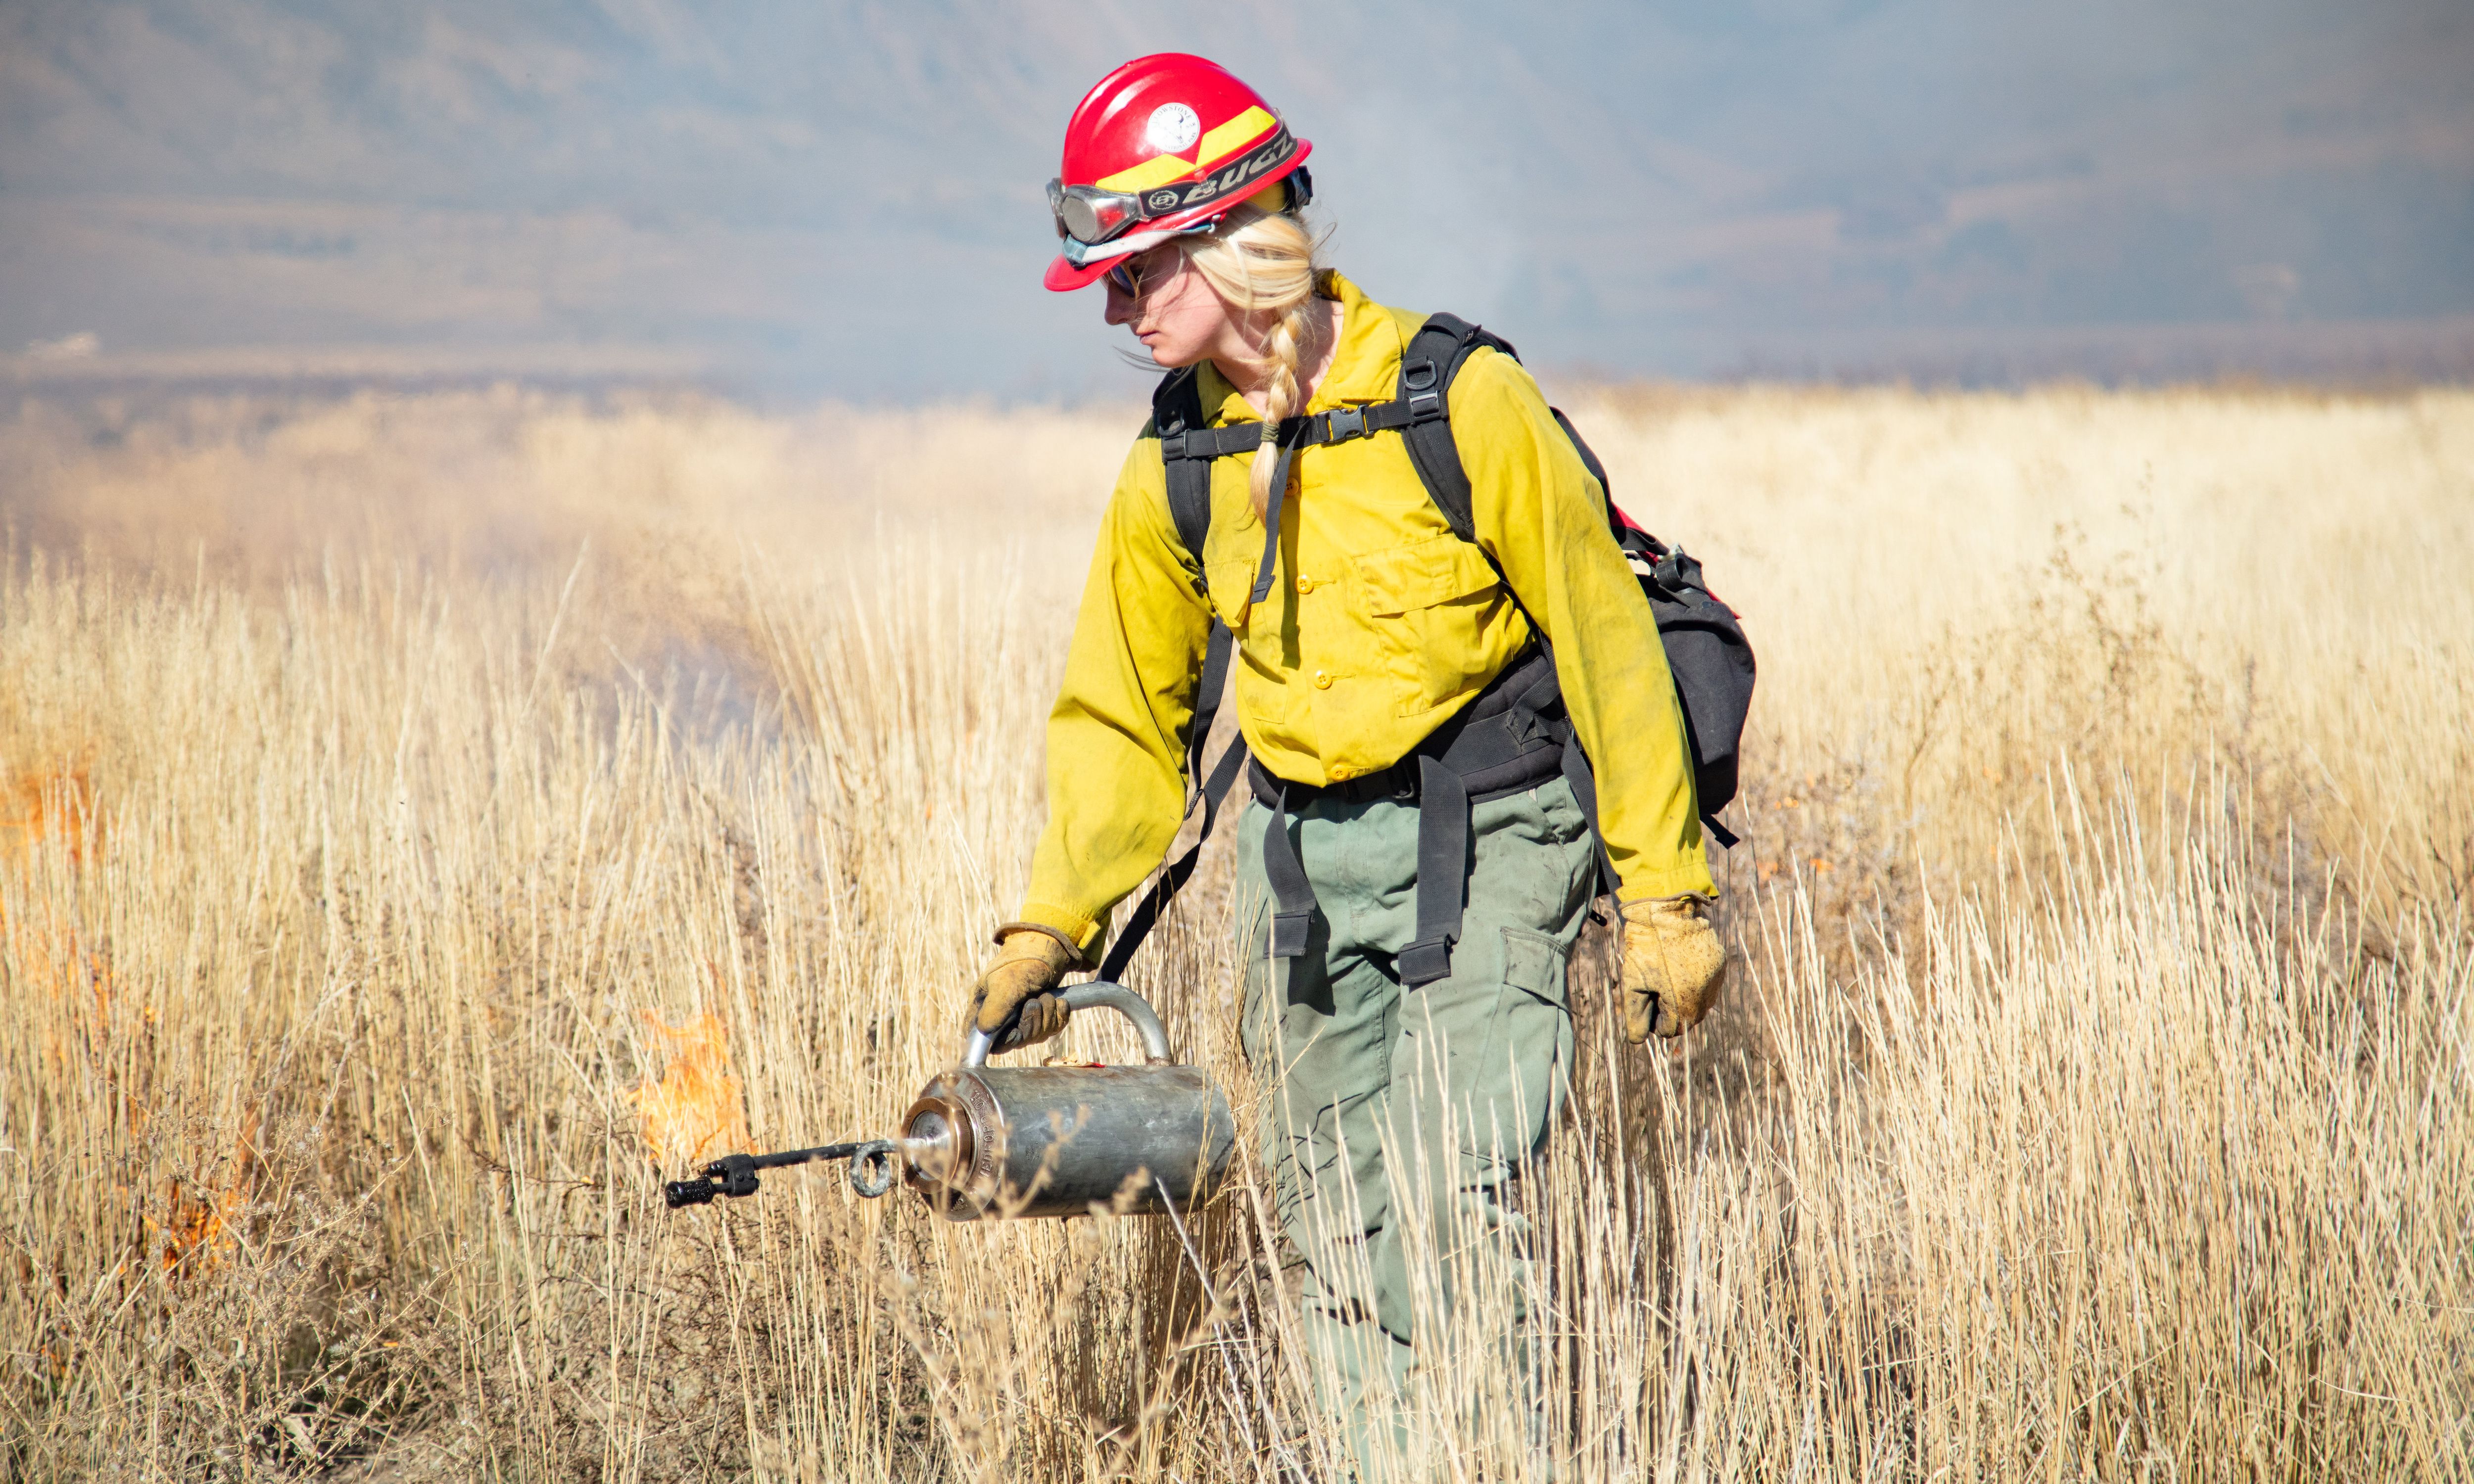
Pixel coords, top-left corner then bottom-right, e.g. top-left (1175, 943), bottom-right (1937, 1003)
top-left (1331, 765), bottom-right (1353, 781)
top-left (1295, 576), bottom-right (1314, 595)
top-left (1313, 669), bottom-right (1333, 689)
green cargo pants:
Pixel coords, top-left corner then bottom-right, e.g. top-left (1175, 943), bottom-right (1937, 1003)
top-left (1237, 774), bottom-right (1597, 1478)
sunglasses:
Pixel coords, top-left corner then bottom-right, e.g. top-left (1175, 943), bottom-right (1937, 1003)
top-left (1104, 259), bottom-right (1146, 296)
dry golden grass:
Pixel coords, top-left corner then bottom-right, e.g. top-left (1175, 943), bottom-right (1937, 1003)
top-left (0, 382), bottom-right (2467, 1481)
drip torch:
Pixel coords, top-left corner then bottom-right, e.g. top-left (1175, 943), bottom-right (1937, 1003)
top-left (661, 982), bottom-right (1235, 1221)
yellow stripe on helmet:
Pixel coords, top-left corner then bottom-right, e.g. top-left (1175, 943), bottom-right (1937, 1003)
top-left (1094, 105), bottom-right (1279, 193)
top-left (1190, 106), bottom-right (1279, 170)
top-left (1093, 151), bottom-right (1197, 194)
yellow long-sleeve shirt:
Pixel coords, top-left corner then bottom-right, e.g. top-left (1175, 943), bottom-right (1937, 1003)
top-left (1017, 272), bottom-right (1713, 953)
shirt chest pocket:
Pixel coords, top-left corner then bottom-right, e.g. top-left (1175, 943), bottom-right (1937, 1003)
top-left (1204, 557), bottom-right (1295, 724)
top-left (1353, 535), bottom-right (1506, 717)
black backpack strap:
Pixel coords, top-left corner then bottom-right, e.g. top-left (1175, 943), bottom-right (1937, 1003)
top-left (1148, 364), bottom-right (1236, 804)
top-left (1097, 632), bottom-right (1246, 983)
top-left (1253, 766), bottom-right (1318, 962)
top-left (1101, 370), bottom-right (1250, 982)
top-left (1395, 313), bottom-right (1519, 543)
top-left (1153, 367), bottom-right (1215, 564)
top-left (1395, 757), bottom-right (1471, 986)
top-left (1390, 314), bottom-right (1522, 984)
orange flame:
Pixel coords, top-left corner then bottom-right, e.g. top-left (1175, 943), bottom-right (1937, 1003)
top-left (147, 1106), bottom-right (259, 1280)
top-left (4, 764), bottom-right (117, 1059)
top-left (3, 763), bottom-right (99, 870)
top-left (9, 762), bottom-right (243, 1287)
top-left (629, 1011), bottom-right (752, 1168)
top-left (155, 1182), bottom-right (244, 1274)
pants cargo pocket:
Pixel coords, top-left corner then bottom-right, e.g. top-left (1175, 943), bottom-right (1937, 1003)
top-left (1237, 892), bottom-right (1273, 1069)
top-left (1418, 925), bottom-right (1570, 1170)
top-left (1468, 926), bottom-right (1571, 1166)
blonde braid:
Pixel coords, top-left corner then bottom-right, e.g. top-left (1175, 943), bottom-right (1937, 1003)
top-left (1180, 196), bottom-right (1327, 522)
top-left (1245, 298), bottom-right (1315, 520)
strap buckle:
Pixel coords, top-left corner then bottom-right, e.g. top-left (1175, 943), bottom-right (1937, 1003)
top-left (1398, 936), bottom-right (1453, 987)
top-left (1159, 431), bottom-right (1190, 459)
top-left (1325, 405), bottom-right (1369, 443)
top-left (1402, 357), bottom-right (1445, 421)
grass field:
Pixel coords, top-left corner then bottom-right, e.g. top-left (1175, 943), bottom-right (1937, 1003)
top-left (2, 382), bottom-right (2468, 1481)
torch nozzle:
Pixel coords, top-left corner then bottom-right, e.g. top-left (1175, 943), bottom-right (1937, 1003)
top-left (661, 1139), bottom-right (901, 1208)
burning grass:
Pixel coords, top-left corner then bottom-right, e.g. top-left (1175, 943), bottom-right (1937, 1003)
top-left (632, 1010), bottom-right (754, 1170)
top-left (0, 383), bottom-right (2467, 1480)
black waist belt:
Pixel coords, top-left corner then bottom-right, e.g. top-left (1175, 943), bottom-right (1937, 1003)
top-left (1250, 649), bottom-right (1576, 987)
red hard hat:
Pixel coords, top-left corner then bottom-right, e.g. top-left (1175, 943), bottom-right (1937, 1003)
top-left (1044, 53), bottom-right (1314, 292)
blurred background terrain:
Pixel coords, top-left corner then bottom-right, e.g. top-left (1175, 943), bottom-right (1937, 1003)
top-left (3, 0), bottom-right (2471, 401)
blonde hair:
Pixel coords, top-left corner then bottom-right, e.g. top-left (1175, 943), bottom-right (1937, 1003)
top-left (1175, 195), bottom-right (1329, 521)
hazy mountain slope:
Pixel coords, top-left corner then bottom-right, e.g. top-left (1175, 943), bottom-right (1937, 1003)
top-left (2, 0), bottom-right (2467, 394)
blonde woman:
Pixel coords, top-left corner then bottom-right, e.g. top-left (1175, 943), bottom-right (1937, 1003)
top-left (965, 53), bottom-right (1728, 1471)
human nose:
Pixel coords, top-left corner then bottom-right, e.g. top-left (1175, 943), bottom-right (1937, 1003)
top-left (1103, 282), bottom-right (1137, 326)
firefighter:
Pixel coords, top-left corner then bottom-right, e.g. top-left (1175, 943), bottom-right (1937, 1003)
top-left (965, 53), bottom-right (1726, 1474)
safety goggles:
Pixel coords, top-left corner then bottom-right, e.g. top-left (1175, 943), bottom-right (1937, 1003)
top-left (1049, 180), bottom-right (1152, 247)
top-left (1049, 138), bottom-right (1311, 257)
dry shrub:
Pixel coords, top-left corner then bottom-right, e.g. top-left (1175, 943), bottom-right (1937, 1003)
top-left (0, 384), bottom-right (2466, 1481)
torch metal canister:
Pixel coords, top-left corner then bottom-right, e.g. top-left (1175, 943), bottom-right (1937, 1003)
top-left (901, 982), bottom-right (1235, 1221)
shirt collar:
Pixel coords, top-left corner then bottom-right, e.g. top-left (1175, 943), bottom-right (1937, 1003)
top-left (1194, 270), bottom-right (1400, 425)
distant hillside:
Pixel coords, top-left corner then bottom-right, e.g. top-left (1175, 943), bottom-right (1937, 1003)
top-left (2, 0), bottom-right (2469, 396)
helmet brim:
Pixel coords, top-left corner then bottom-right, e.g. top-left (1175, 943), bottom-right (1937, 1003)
top-left (1044, 253), bottom-right (1122, 293)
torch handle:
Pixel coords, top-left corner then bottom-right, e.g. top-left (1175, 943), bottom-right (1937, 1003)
top-left (961, 980), bottom-right (1173, 1068)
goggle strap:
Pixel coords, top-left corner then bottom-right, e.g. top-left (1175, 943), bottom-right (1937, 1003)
top-left (1051, 124), bottom-right (1302, 243)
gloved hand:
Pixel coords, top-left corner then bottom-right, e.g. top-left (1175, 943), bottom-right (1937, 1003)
top-left (1618, 894), bottom-right (1727, 1042)
top-left (967, 924), bottom-right (1083, 1054)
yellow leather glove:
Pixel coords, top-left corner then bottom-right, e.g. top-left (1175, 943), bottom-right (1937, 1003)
top-left (967, 924), bottom-right (1082, 1054)
top-left (1619, 894), bottom-right (1727, 1042)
